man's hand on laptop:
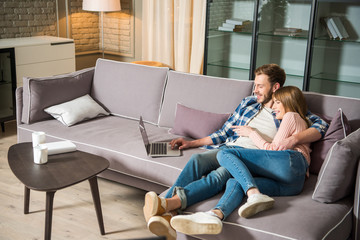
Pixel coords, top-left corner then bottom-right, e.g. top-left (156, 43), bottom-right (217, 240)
top-left (170, 138), bottom-right (191, 150)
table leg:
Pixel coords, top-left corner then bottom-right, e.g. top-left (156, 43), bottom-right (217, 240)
top-left (45, 191), bottom-right (56, 240)
top-left (24, 186), bottom-right (30, 214)
top-left (88, 176), bottom-right (105, 235)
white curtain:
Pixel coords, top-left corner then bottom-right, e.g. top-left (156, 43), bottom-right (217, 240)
top-left (142, 0), bottom-right (206, 74)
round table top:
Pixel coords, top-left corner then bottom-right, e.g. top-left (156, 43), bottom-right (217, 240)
top-left (8, 142), bottom-right (109, 192)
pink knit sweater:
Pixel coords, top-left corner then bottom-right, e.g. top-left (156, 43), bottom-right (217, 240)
top-left (249, 112), bottom-right (311, 166)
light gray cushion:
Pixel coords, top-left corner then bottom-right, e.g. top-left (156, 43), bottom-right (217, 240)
top-left (169, 103), bottom-right (230, 139)
top-left (312, 128), bottom-right (360, 203)
top-left (91, 59), bottom-right (168, 125)
top-left (21, 68), bottom-right (94, 124)
top-left (159, 71), bottom-right (254, 128)
top-left (44, 94), bottom-right (109, 127)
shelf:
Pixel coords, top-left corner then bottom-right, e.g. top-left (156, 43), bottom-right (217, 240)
top-left (311, 73), bottom-right (360, 85)
top-left (208, 29), bottom-right (252, 38)
top-left (315, 36), bottom-right (360, 44)
top-left (207, 60), bottom-right (250, 71)
top-left (259, 31), bottom-right (309, 39)
top-left (0, 81), bottom-right (11, 85)
top-left (207, 60), bottom-right (305, 79)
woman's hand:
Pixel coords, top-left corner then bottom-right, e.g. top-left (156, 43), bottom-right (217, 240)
top-left (231, 126), bottom-right (254, 137)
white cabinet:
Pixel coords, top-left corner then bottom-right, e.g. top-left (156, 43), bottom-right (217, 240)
top-left (0, 36), bottom-right (75, 87)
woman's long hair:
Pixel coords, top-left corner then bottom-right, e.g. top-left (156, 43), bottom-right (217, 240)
top-left (273, 86), bottom-right (310, 126)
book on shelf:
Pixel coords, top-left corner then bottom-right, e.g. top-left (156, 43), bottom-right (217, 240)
top-left (331, 17), bottom-right (349, 39)
top-left (273, 27), bottom-right (303, 36)
top-left (321, 16), bottom-right (349, 40)
top-left (320, 17), bottom-right (336, 39)
top-left (225, 18), bottom-right (250, 25)
top-left (218, 20), bottom-right (252, 33)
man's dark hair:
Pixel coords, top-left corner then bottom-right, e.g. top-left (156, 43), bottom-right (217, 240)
top-left (254, 64), bottom-right (286, 87)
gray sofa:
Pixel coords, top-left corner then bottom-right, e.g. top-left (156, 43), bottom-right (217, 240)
top-left (16, 58), bottom-right (360, 240)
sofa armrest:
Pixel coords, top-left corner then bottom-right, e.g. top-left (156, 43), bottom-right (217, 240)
top-left (15, 87), bottom-right (23, 125)
top-left (21, 67), bottom-right (95, 124)
top-left (353, 161), bottom-right (360, 240)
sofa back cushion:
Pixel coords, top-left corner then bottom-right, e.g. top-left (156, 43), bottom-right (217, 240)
top-left (91, 59), bottom-right (168, 124)
top-left (21, 67), bottom-right (94, 124)
top-left (159, 71), bottom-right (254, 128)
top-left (304, 92), bottom-right (360, 131)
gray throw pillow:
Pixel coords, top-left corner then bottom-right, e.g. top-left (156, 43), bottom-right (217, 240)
top-left (310, 108), bottom-right (351, 174)
top-left (169, 103), bottom-right (230, 139)
top-left (22, 68), bottom-right (94, 124)
top-left (312, 128), bottom-right (360, 203)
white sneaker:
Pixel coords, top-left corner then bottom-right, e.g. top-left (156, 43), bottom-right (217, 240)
top-left (238, 193), bottom-right (274, 218)
top-left (148, 214), bottom-right (176, 240)
top-left (170, 212), bottom-right (222, 235)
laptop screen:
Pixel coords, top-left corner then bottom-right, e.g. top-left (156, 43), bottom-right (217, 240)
top-left (139, 116), bottom-right (150, 154)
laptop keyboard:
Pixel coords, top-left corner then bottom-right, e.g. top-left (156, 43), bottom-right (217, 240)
top-left (151, 143), bottom-right (167, 155)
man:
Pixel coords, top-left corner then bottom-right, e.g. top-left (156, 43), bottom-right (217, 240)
top-left (143, 64), bottom-right (328, 240)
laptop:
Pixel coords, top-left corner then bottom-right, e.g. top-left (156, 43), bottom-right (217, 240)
top-left (139, 116), bottom-right (181, 157)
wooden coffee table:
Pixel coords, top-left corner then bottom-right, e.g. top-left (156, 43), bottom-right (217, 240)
top-left (8, 142), bottom-right (110, 240)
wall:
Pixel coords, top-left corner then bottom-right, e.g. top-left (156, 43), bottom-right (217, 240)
top-left (0, 0), bottom-right (57, 38)
top-left (70, 0), bottom-right (134, 56)
top-left (0, 0), bottom-right (139, 70)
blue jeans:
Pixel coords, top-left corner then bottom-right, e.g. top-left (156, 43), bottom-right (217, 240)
top-left (165, 148), bottom-right (232, 209)
top-left (215, 146), bottom-right (308, 219)
top-left (165, 146), bottom-right (308, 220)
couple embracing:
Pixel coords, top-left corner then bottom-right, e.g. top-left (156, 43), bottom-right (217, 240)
top-left (143, 64), bottom-right (328, 240)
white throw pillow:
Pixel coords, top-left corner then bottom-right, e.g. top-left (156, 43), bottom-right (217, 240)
top-left (44, 94), bottom-right (109, 126)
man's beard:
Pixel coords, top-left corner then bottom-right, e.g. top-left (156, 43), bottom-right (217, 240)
top-left (261, 90), bottom-right (273, 105)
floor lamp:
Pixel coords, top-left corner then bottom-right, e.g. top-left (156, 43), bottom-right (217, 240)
top-left (83, 0), bottom-right (121, 58)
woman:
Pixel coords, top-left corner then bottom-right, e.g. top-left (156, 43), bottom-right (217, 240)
top-left (170, 86), bottom-right (312, 235)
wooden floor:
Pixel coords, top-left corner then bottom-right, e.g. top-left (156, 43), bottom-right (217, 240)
top-left (0, 121), bottom-right (156, 240)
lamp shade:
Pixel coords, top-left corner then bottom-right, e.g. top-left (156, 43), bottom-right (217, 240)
top-left (83, 0), bottom-right (121, 12)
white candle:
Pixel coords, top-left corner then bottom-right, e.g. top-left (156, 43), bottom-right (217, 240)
top-left (32, 131), bottom-right (46, 147)
top-left (33, 145), bottom-right (48, 164)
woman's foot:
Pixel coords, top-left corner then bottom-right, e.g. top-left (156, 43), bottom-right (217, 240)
top-left (170, 212), bottom-right (222, 235)
top-left (148, 214), bottom-right (176, 240)
top-left (238, 193), bottom-right (274, 218)
top-left (143, 191), bottom-right (167, 222)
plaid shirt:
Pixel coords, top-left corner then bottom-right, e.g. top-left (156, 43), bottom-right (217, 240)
top-left (206, 96), bottom-right (329, 149)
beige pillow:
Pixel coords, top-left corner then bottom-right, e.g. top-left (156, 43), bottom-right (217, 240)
top-left (44, 94), bottom-right (109, 127)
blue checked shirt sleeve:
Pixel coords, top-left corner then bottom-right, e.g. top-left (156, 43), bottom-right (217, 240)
top-left (306, 111), bottom-right (329, 138)
top-left (209, 97), bottom-right (257, 145)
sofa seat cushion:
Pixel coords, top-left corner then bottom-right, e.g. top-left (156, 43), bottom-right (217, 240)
top-left (175, 176), bottom-right (353, 240)
top-left (17, 116), bottom-right (206, 189)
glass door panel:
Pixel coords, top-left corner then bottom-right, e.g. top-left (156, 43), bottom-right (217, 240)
top-left (0, 48), bottom-right (16, 125)
top-left (205, 0), bottom-right (255, 80)
top-left (310, 0), bottom-right (360, 99)
top-left (256, 0), bottom-right (312, 89)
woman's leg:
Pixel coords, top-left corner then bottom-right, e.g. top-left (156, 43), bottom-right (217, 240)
top-left (218, 148), bottom-right (308, 196)
top-left (213, 178), bottom-right (244, 220)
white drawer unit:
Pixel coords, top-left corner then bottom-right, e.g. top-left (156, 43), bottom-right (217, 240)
top-left (0, 36), bottom-right (75, 87)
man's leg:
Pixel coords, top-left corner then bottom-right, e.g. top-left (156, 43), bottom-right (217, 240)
top-left (145, 149), bottom-right (224, 239)
top-left (176, 166), bottom-right (232, 209)
top-left (170, 178), bottom-right (241, 235)
top-left (165, 149), bottom-right (220, 198)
